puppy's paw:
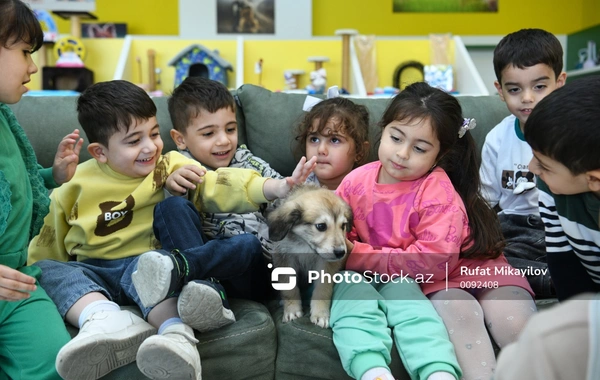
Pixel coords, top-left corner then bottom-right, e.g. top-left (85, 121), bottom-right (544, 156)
top-left (310, 300), bottom-right (331, 328)
top-left (310, 313), bottom-right (330, 328)
top-left (282, 303), bottom-right (303, 323)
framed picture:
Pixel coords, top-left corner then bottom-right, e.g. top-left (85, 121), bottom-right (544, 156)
top-left (393, 0), bottom-right (498, 13)
top-left (81, 23), bottom-right (127, 38)
top-left (216, 0), bottom-right (275, 34)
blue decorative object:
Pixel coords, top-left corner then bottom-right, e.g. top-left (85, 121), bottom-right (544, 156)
top-left (168, 44), bottom-right (234, 88)
top-left (33, 9), bottom-right (58, 42)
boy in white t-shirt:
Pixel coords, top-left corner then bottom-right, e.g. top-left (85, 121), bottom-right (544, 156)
top-left (479, 28), bottom-right (566, 297)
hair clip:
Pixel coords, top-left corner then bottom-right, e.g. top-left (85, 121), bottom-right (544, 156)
top-left (458, 118), bottom-right (476, 138)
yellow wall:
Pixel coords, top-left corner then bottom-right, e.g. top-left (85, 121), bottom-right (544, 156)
top-left (313, 0), bottom-right (589, 36)
top-left (55, 0), bottom-right (178, 35)
top-left (582, 0), bottom-right (600, 30)
top-left (49, 0), bottom-right (600, 38)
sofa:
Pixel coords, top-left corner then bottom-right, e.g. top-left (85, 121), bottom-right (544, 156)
top-left (9, 84), bottom-right (557, 380)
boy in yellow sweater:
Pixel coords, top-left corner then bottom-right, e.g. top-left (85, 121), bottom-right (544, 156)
top-left (28, 80), bottom-right (314, 380)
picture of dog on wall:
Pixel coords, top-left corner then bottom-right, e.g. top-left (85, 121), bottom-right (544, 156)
top-left (268, 183), bottom-right (353, 328)
top-left (216, 0), bottom-right (275, 34)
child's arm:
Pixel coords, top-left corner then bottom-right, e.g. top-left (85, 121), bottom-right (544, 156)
top-left (262, 156), bottom-right (316, 200)
top-left (479, 133), bottom-right (501, 208)
top-left (51, 129), bottom-right (84, 186)
top-left (164, 164), bottom-right (207, 196)
top-left (344, 206), bottom-right (462, 281)
top-left (0, 265), bottom-right (37, 301)
top-left (27, 192), bottom-right (71, 264)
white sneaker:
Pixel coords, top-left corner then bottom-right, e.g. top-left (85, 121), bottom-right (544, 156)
top-left (132, 250), bottom-right (175, 308)
top-left (178, 280), bottom-right (236, 333)
top-left (136, 323), bottom-right (202, 380)
top-left (56, 310), bottom-right (156, 380)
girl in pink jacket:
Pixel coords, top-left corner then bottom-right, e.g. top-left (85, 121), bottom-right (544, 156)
top-left (331, 82), bottom-right (535, 380)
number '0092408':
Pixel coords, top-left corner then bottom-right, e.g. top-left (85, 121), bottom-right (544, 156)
top-left (459, 281), bottom-right (499, 289)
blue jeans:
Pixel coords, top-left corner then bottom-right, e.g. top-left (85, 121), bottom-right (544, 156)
top-left (153, 196), bottom-right (268, 301)
top-left (34, 256), bottom-right (153, 318)
top-left (499, 213), bottom-right (554, 297)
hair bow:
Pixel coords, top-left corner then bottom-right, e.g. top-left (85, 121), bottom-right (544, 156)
top-left (458, 118), bottom-right (476, 138)
top-left (302, 86), bottom-right (340, 111)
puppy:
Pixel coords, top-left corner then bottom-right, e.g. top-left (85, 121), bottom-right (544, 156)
top-left (268, 183), bottom-right (353, 328)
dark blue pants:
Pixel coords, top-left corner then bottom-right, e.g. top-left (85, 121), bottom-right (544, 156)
top-left (153, 196), bottom-right (269, 301)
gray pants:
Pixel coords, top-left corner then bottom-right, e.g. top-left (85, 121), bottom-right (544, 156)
top-left (500, 213), bottom-right (554, 297)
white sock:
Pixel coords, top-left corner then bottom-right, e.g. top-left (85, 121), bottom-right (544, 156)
top-left (361, 367), bottom-right (394, 380)
top-left (427, 371), bottom-right (456, 380)
top-left (78, 300), bottom-right (120, 328)
top-left (158, 317), bottom-right (183, 335)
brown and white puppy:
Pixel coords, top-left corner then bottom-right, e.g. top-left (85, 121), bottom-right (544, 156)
top-left (268, 183), bottom-right (353, 328)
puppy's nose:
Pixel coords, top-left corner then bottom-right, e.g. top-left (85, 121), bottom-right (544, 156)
top-left (334, 248), bottom-right (346, 259)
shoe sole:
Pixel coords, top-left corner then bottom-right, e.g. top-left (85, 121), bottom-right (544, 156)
top-left (178, 282), bottom-right (236, 333)
top-left (137, 337), bottom-right (201, 380)
top-left (56, 323), bottom-right (156, 380)
top-left (132, 251), bottom-right (174, 307)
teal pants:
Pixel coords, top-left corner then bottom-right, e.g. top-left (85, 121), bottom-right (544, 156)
top-left (0, 282), bottom-right (70, 380)
top-left (330, 272), bottom-right (462, 380)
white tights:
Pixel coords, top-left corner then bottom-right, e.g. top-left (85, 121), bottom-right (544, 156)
top-left (429, 286), bottom-right (536, 380)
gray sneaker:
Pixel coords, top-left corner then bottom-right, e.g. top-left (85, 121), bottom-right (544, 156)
top-left (178, 279), bottom-right (236, 333)
top-left (136, 323), bottom-right (201, 379)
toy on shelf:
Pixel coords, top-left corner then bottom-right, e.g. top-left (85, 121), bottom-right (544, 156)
top-left (34, 9), bottom-right (58, 43)
top-left (426, 33), bottom-right (454, 92)
top-left (54, 36), bottom-right (86, 67)
top-left (168, 44), bottom-right (234, 89)
top-left (135, 50), bottom-right (163, 96)
top-left (306, 68), bottom-right (327, 95)
top-left (255, 58), bottom-right (264, 87)
top-left (284, 69), bottom-right (305, 91)
top-left (334, 29), bottom-right (358, 93)
top-left (306, 56), bottom-right (329, 95)
top-left (33, 10), bottom-right (58, 68)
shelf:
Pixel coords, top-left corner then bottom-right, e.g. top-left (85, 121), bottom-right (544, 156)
top-left (566, 65), bottom-right (600, 78)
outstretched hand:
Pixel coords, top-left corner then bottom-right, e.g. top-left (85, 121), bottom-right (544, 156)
top-left (263, 156), bottom-right (316, 200)
top-left (285, 155), bottom-right (317, 189)
top-left (0, 264), bottom-right (36, 301)
top-left (52, 129), bottom-right (83, 185)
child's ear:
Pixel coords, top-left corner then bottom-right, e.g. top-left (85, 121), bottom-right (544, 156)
top-left (170, 129), bottom-right (187, 150)
top-left (494, 81), bottom-right (505, 102)
top-left (87, 143), bottom-right (108, 163)
top-left (586, 169), bottom-right (600, 193)
top-left (556, 72), bottom-right (567, 88)
top-left (355, 141), bottom-right (370, 163)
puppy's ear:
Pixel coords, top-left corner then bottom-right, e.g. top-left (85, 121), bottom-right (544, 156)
top-left (269, 208), bottom-right (302, 241)
top-left (344, 205), bottom-right (353, 233)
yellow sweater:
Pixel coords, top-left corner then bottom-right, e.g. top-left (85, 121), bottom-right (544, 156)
top-left (28, 151), bottom-right (268, 263)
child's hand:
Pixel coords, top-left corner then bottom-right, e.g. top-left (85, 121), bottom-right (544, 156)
top-left (0, 264), bottom-right (37, 301)
top-left (165, 165), bottom-right (206, 196)
top-left (263, 156), bottom-right (317, 200)
top-left (286, 155), bottom-right (317, 189)
top-left (52, 129), bottom-right (83, 185)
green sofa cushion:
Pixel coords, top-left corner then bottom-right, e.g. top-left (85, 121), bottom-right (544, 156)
top-left (235, 84), bottom-right (510, 177)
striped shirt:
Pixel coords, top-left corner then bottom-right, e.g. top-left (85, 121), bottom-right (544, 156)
top-left (538, 179), bottom-right (600, 284)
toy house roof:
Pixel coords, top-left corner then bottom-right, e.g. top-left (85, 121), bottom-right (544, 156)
top-left (167, 44), bottom-right (233, 70)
